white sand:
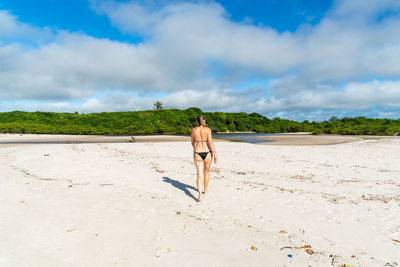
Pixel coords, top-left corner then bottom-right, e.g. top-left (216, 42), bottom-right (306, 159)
top-left (0, 133), bottom-right (191, 143)
top-left (0, 137), bottom-right (399, 266)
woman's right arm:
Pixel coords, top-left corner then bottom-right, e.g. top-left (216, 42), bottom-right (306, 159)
top-left (207, 128), bottom-right (218, 163)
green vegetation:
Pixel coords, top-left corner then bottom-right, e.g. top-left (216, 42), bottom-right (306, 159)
top-left (307, 116), bottom-right (400, 135)
top-left (0, 109), bottom-right (399, 135)
top-left (153, 100), bottom-right (163, 111)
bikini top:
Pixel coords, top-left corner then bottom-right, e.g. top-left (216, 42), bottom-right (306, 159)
top-left (196, 140), bottom-right (207, 142)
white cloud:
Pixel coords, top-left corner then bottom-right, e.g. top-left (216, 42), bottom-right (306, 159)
top-left (332, 0), bottom-right (400, 19)
top-left (256, 80), bottom-right (400, 113)
top-left (2, 92), bottom-right (155, 114)
top-left (0, 32), bottom-right (209, 100)
top-left (93, 0), bottom-right (400, 80)
top-left (161, 88), bottom-right (255, 112)
top-left (0, 10), bottom-right (53, 42)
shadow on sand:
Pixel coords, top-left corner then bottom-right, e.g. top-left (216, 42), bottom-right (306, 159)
top-left (162, 176), bottom-right (197, 201)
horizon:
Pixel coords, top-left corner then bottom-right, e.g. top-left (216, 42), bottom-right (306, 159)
top-left (0, 0), bottom-right (400, 121)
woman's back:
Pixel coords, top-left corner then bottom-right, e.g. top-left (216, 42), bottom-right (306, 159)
top-left (193, 126), bottom-right (210, 152)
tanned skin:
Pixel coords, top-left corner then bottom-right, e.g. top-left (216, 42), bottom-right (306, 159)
top-left (191, 117), bottom-right (218, 202)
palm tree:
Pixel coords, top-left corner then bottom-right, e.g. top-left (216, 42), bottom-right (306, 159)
top-left (153, 100), bottom-right (163, 111)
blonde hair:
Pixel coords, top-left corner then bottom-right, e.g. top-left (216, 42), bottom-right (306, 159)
top-left (196, 115), bottom-right (206, 126)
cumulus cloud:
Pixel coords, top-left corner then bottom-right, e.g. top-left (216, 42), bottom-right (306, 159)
top-left (332, 0), bottom-right (400, 19)
top-left (0, 10), bottom-right (53, 42)
top-left (1, 0), bottom-right (400, 120)
top-left (93, 0), bottom-right (303, 75)
top-left (92, 0), bottom-right (400, 117)
top-left (1, 92), bottom-right (155, 114)
top-left (0, 32), bottom-right (218, 100)
top-left (161, 87), bottom-right (264, 112)
top-left (270, 79), bottom-right (400, 112)
top-left (93, 0), bottom-right (400, 79)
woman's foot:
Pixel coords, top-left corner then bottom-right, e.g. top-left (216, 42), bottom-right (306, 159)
top-left (196, 193), bottom-right (202, 202)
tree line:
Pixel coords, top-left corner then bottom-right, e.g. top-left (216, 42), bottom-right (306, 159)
top-left (0, 109), bottom-right (399, 135)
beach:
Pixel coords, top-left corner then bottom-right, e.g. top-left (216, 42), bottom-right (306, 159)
top-left (0, 134), bottom-right (399, 266)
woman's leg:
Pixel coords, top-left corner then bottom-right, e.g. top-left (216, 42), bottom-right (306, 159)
top-left (203, 153), bottom-right (212, 194)
top-left (194, 156), bottom-right (204, 202)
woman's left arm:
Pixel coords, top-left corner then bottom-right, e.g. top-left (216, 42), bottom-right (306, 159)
top-left (191, 128), bottom-right (196, 149)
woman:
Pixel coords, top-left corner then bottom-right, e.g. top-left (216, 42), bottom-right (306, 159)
top-left (191, 115), bottom-right (218, 202)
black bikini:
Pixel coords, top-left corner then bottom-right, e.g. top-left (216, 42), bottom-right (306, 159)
top-left (194, 151), bottom-right (212, 160)
top-left (194, 140), bottom-right (212, 160)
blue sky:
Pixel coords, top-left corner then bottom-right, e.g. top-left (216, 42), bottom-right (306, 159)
top-left (0, 0), bottom-right (332, 40)
top-left (0, 0), bottom-right (400, 121)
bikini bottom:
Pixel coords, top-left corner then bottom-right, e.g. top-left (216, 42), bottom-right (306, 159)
top-left (194, 151), bottom-right (212, 160)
